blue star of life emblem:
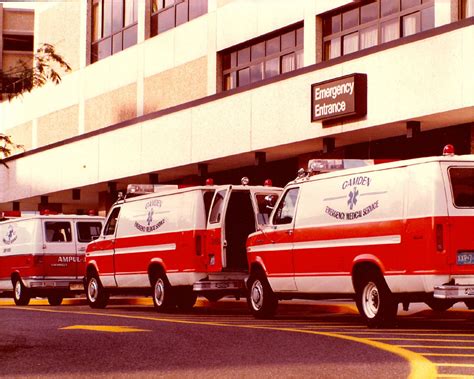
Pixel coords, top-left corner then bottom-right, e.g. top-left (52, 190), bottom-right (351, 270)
top-left (348, 187), bottom-right (359, 210)
top-left (147, 208), bottom-right (154, 226)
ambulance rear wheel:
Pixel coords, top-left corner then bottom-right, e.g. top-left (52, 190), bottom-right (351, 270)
top-left (47, 295), bottom-right (63, 306)
top-left (86, 273), bottom-right (109, 309)
top-left (175, 287), bottom-right (197, 311)
top-left (152, 273), bottom-right (175, 312)
top-left (247, 271), bottom-right (277, 319)
top-left (13, 278), bottom-right (30, 306)
top-left (355, 271), bottom-right (398, 328)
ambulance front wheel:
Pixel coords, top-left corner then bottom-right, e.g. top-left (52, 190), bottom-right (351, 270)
top-left (86, 273), bottom-right (109, 309)
top-left (13, 278), bottom-right (30, 306)
top-left (355, 271), bottom-right (398, 328)
top-left (152, 272), bottom-right (175, 312)
top-left (247, 271), bottom-right (278, 319)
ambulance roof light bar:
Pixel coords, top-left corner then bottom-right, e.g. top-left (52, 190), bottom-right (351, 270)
top-left (125, 184), bottom-right (179, 198)
top-left (302, 159), bottom-right (374, 178)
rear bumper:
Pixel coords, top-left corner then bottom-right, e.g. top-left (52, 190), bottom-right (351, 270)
top-left (193, 280), bottom-right (245, 292)
top-left (434, 284), bottom-right (474, 299)
top-left (25, 277), bottom-right (84, 291)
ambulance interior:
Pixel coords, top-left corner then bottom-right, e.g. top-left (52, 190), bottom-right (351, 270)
top-left (224, 191), bottom-right (256, 271)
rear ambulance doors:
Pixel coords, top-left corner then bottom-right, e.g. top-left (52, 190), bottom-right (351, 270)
top-left (42, 218), bottom-right (103, 281)
top-left (205, 186), bottom-right (281, 273)
top-left (442, 162), bottom-right (474, 274)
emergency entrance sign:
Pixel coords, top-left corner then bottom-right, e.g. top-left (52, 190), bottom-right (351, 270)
top-left (311, 73), bottom-right (367, 124)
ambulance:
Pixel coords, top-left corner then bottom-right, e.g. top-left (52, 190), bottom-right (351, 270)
top-left (85, 180), bottom-right (282, 310)
top-left (246, 145), bottom-right (474, 327)
top-left (0, 215), bottom-right (104, 305)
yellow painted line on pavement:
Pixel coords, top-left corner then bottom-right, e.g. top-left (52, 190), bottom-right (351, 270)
top-left (422, 353), bottom-right (474, 357)
top-left (1, 306), bottom-right (437, 379)
top-left (437, 375), bottom-right (474, 379)
top-left (60, 325), bottom-right (150, 333)
top-left (398, 345), bottom-right (474, 350)
top-left (435, 363), bottom-right (474, 368)
top-left (373, 338), bottom-right (474, 343)
top-left (347, 331), bottom-right (474, 338)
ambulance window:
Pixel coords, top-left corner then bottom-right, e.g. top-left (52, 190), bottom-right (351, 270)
top-left (449, 167), bottom-right (474, 208)
top-left (77, 222), bottom-right (103, 242)
top-left (209, 190), bottom-right (226, 224)
top-left (104, 207), bottom-right (121, 236)
top-left (45, 222), bottom-right (72, 243)
top-left (273, 188), bottom-right (299, 225)
top-left (203, 190), bottom-right (215, 220)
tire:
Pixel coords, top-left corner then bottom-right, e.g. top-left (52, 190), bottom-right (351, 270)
top-left (247, 270), bottom-right (278, 319)
top-left (175, 287), bottom-right (197, 311)
top-left (13, 278), bottom-right (30, 306)
top-left (47, 295), bottom-right (63, 306)
top-left (355, 271), bottom-right (398, 328)
top-left (465, 300), bottom-right (474, 310)
top-left (205, 294), bottom-right (223, 303)
top-left (152, 272), bottom-right (175, 312)
top-left (86, 273), bottom-right (109, 309)
top-left (425, 298), bottom-right (455, 312)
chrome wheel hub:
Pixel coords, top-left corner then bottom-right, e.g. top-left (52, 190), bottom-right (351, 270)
top-left (154, 278), bottom-right (165, 306)
top-left (251, 280), bottom-right (264, 311)
top-left (362, 281), bottom-right (380, 318)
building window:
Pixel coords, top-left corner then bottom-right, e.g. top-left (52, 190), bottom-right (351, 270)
top-left (3, 34), bottom-right (34, 52)
top-left (221, 24), bottom-right (303, 91)
top-left (462, 0), bottom-right (474, 18)
top-left (323, 0), bottom-right (434, 60)
top-left (91, 0), bottom-right (138, 63)
top-left (150, 0), bottom-right (208, 37)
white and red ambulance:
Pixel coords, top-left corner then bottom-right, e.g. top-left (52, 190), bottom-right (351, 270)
top-left (85, 181), bottom-right (282, 310)
top-left (0, 215), bottom-right (104, 305)
top-left (246, 146), bottom-right (474, 327)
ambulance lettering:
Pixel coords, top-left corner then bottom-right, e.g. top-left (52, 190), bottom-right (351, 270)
top-left (134, 199), bottom-right (166, 232)
top-left (325, 176), bottom-right (381, 220)
top-left (2, 225), bottom-right (17, 245)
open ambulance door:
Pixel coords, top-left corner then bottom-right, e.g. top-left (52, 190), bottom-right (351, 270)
top-left (206, 185), bottom-right (232, 272)
top-left (441, 163), bottom-right (474, 273)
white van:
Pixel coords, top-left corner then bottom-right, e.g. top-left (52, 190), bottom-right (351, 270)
top-left (0, 215), bottom-right (104, 305)
top-left (85, 182), bottom-right (281, 310)
top-left (247, 148), bottom-right (474, 327)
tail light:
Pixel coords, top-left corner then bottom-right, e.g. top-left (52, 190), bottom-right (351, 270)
top-left (436, 224), bottom-right (444, 252)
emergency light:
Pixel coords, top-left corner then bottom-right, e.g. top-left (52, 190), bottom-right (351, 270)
top-left (443, 144), bottom-right (455, 156)
top-left (307, 159), bottom-right (374, 175)
top-left (126, 184), bottom-right (178, 197)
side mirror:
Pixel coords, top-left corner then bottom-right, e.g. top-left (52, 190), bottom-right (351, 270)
top-left (265, 194), bottom-right (277, 209)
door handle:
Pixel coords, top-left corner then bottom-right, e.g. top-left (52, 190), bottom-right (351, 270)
top-left (286, 230), bottom-right (293, 236)
top-left (78, 247), bottom-right (86, 252)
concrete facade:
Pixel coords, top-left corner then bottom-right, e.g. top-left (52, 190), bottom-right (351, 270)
top-left (0, 0), bottom-right (473, 215)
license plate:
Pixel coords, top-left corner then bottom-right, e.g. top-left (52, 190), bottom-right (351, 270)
top-left (69, 283), bottom-right (84, 291)
top-left (457, 251), bottom-right (474, 265)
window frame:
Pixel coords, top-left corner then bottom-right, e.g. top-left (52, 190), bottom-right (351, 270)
top-left (150, 0), bottom-right (208, 37)
top-left (91, 0), bottom-right (139, 63)
top-left (322, 0), bottom-right (434, 60)
top-left (221, 23), bottom-right (304, 91)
